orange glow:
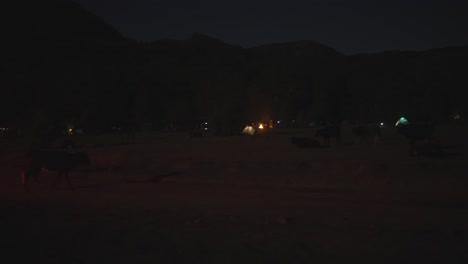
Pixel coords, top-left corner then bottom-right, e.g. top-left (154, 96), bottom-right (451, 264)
top-left (258, 124), bottom-right (264, 129)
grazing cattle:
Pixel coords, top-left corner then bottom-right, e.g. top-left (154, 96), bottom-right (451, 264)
top-left (290, 136), bottom-right (323, 148)
top-left (411, 142), bottom-right (444, 157)
top-left (21, 150), bottom-right (91, 191)
top-left (352, 124), bottom-right (382, 145)
top-left (396, 123), bottom-right (435, 156)
top-left (397, 123), bottom-right (434, 144)
top-left (189, 128), bottom-right (204, 138)
top-left (315, 125), bottom-right (341, 146)
top-left (62, 139), bottom-right (76, 149)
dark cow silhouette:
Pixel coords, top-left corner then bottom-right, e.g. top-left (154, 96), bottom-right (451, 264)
top-left (411, 142), bottom-right (443, 157)
top-left (412, 142), bottom-right (463, 158)
top-left (62, 139), bottom-right (76, 149)
top-left (396, 123), bottom-right (435, 156)
top-left (21, 150), bottom-right (91, 191)
top-left (352, 124), bottom-right (381, 145)
top-left (189, 128), bottom-right (204, 138)
top-left (397, 123), bottom-right (434, 143)
top-left (315, 125), bottom-right (341, 146)
top-left (290, 136), bottom-right (324, 148)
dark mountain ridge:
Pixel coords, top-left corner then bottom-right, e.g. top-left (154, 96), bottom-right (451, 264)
top-left (2, 0), bottom-right (125, 43)
top-left (2, 0), bottom-right (467, 137)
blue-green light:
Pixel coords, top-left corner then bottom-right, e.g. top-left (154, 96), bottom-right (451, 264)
top-left (395, 117), bottom-right (409, 126)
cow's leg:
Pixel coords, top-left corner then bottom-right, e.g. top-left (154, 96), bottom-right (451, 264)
top-left (21, 170), bottom-right (29, 192)
top-left (21, 170), bottom-right (26, 185)
top-left (64, 172), bottom-right (74, 190)
top-left (409, 141), bottom-right (417, 157)
top-left (22, 167), bottom-right (39, 192)
top-left (33, 169), bottom-right (42, 183)
top-left (51, 172), bottom-right (63, 189)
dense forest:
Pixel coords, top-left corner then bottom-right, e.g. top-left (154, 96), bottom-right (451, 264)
top-left (1, 0), bottom-right (467, 139)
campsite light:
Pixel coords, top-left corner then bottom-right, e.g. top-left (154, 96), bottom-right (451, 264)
top-left (242, 125), bottom-right (255, 135)
top-left (268, 120), bottom-right (274, 128)
top-left (67, 123), bottom-right (75, 135)
top-left (258, 124), bottom-right (264, 129)
top-left (395, 117), bottom-right (409, 126)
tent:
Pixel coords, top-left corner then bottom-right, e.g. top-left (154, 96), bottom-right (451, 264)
top-left (241, 125), bottom-right (256, 135)
top-left (395, 117), bottom-right (409, 126)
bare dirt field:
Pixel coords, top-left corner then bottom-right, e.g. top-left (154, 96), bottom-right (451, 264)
top-left (1, 124), bottom-right (468, 263)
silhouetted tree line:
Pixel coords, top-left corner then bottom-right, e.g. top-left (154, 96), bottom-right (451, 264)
top-left (1, 0), bottom-right (467, 144)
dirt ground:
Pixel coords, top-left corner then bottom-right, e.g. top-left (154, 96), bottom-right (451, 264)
top-left (1, 124), bottom-right (468, 263)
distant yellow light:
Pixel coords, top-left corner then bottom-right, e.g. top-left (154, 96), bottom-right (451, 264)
top-left (258, 124), bottom-right (264, 129)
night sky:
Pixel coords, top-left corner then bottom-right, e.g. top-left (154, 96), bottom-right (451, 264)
top-left (74, 0), bottom-right (468, 55)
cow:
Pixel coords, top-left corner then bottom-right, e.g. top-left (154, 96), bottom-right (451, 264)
top-left (352, 124), bottom-right (382, 145)
top-left (396, 123), bottom-right (435, 156)
top-left (315, 125), bottom-right (341, 146)
top-left (21, 150), bottom-right (91, 191)
top-left (413, 142), bottom-right (463, 158)
top-left (396, 123), bottom-right (434, 143)
top-left (411, 141), bottom-right (444, 157)
top-left (290, 136), bottom-right (324, 148)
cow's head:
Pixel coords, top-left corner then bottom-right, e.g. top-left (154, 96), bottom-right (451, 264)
top-left (75, 152), bottom-right (91, 167)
